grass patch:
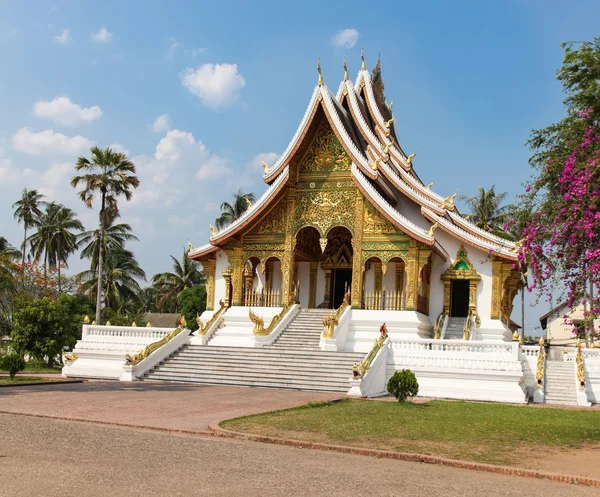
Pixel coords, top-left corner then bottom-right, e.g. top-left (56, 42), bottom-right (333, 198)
top-left (24, 362), bottom-right (62, 373)
top-left (0, 376), bottom-right (67, 385)
top-left (221, 398), bottom-right (600, 466)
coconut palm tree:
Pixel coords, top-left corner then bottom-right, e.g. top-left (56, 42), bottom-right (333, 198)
top-left (78, 212), bottom-right (138, 271)
top-left (71, 146), bottom-right (140, 322)
top-left (152, 249), bottom-right (205, 311)
top-left (0, 237), bottom-right (20, 260)
top-left (47, 205), bottom-right (84, 292)
top-left (27, 202), bottom-right (60, 283)
top-left (459, 186), bottom-right (511, 237)
top-left (77, 246), bottom-right (146, 311)
top-left (12, 189), bottom-right (46, 266)
top-left (215, 189), bottom-right (256, 230)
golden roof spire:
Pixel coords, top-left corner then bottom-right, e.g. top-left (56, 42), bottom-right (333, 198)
top-left (406, 152), bottom-right (416, 165)
top-left (361, 48), bottom-right (365, 70)
top-left (343, 56), bottom-right (348, 81)
top-left (317, 57), bottom-right (323, 86)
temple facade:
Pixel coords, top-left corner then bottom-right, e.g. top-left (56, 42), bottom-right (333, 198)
top-left (189, 54), bottom-right (522, 341)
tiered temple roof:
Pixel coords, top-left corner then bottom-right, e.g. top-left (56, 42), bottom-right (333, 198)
top-left (190, 54), bottom-right (517, 262)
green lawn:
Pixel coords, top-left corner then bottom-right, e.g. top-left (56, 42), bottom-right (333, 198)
top-left (0, 376), bottom-right (67, 385)
top-left (221, 399), bottom-right (600, 466)
top-left (24, 363), bottom-right (62, 373)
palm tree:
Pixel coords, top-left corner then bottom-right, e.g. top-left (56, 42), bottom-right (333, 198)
top-left (215, 189), bottom-right (255, 230)
top-left (12, 189), bottom-right (46, 266)
top-left (48, 205), bottom-right (84, 292)
top-left (27, 202), bottom-right (60, 283)
top-left (71, 146), bottom-right (140, 322)
top-left (137, 286), bottom-right (159, 314)
top-left (152, 249), bottom-right (205, 311)
top-left (459, 186), bottom-right (511, 237)
top-left (78, 213), bottom-right (138, 271)
top-left (77, 246), bottom-right (146, 311)
top-left (0, 237), bottom-right (20, 260)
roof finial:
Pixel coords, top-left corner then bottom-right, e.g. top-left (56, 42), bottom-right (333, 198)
top-left (406, 152), bottom-right (416, 165)
top-left (261, 160), bottom-right (270, 174)
top-left (343, 56), bottom-right (348, 81)
top-left (317, 57), bottom-right (323, 86)
top-left (361, 48), bottom-right (365, 71)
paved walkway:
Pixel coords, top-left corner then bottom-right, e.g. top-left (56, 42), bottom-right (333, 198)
top-left (1, 412), bottom-right (596, 497)
top-left (0, 380), bottom-right (338, 431)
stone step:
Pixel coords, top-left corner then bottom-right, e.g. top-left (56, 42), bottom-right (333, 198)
top-left (174, 354), bottom-right (358, 366)
top-left (152, 365), bottom-right (353, 380)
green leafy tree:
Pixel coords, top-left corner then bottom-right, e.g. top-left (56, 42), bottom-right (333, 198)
top-left (152, 249), bottom-right (205, 311)
top-left (0, 237), bottom-right (20, 260)
top-left (11, 297), bottom-right (79, 367)
top-left (178, 285), bottom-right (207, 332)
top-left (215, 189), bottom-right (255, 230)
top-left (0, 353), bottom-right (25, 379)
top-left (71, 146), bottom-right (140, 323)
top-left (387, 369), bottom-right (419, 402)
top-left (12, 188), bottom-right (46, 266)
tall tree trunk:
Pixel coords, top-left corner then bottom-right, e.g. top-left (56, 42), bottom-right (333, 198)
top-left (22, 226), bottom-right (27, 272)
top-left (95, 195), bottom-right (106, 324)
top-left (521, 286), bottom-right (525, 342)
top-left (57, 239), bottom-right (61, 293)
top-left (44, 248), bottom-right (47, 287)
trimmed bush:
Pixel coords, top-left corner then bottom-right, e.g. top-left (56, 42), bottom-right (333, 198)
top-left (0, 353), bottom-right (25, 379)
top-left (387, 369), bottom-right (419, 402)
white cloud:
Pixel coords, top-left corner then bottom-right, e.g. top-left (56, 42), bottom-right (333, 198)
top-left (33, 96), bottom-right (103, 125)
top-left (152, 114), bottom-right (171, 133)
top-left (55, 29), bottom-right (71, 45)
top-left (331, 28), bottom-right (359, 49)
top-left (37, 162), bottom-right (73, 198)
top-left (12, 128), bottom-right (93, 156)
top-left (108, 143), bottom-right (129, 155)
top-left (180, 63), bottom-right (246, 110)
top-left (186, 47), bottom-right (207, 57)
top-left (168, 38), bottom-right (180, 57)
top-left (203, 202), bottom-right (219, 213)
top-left (90, 27), bottom-right (112, 43)
top-left (238, 152), bottom-right (280, 186)
top-left (196, 155), bottom-right (231, 180)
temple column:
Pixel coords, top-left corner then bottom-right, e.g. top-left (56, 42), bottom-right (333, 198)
top-left (405, 241), bottom-right (419, 311)
top-left (491, 259), bottom-right (503, 319)
top-left (265, 259), bottom-right (274, 291)
top-left (417, 251), bottom-right (431, 314)
top-left (203, 258), bottom-right (216, 311)
top-left (469, 280), bottom-right (477, 316)
top-left (222, 267), bottom-right (233, 307)
top-left (227, 247), bottom-right (244, 307)
top-left (351, 194), bottom-right (365, 309)
top-left (374, 261), bottom-right (383, 309)
top-left (281, 188), bottom-right (297, 305)
top-left (309, 262), bottom-right (318, 308)
top-left (443, 281), bottom-right (451, 314)
top-left (243, 262), bottom-right (254, 306)
top-left (322, 269), bottom-right (332, 308)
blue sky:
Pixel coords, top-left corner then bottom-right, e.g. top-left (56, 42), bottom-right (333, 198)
top-left (1, 0), bottom-right (599, 331)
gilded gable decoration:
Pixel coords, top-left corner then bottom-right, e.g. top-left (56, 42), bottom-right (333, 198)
top-left (298, 120), bottom-right (351, 174)
top-left (363, 201), bottom-right (396, 234)
top-left (441, 246), bottom-right (480, 282)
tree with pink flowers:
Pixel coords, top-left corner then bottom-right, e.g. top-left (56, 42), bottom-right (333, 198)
top-left (522, 38), bottom-right (600, 341)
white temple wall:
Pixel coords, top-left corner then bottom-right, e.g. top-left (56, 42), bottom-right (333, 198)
top-left (395, 192), bottom-right (432, 232)
top-left (316, 265), bottom-right (326, 306)
top-left (214, 250), bottom-right (229, 309)
top-left (382, 262), bottom-right (396, 292)
top-left (429, 230), bottom-right (493, 323)
top-left (297, 261), bottom-right (310, 308)
top-left (363, 262), bottom-right (375, 294)
top-left (271, 260), bottom-right (282, 292)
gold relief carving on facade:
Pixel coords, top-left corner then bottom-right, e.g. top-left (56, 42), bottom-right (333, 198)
top-left (297, 180), bottom-right (354, 191)
top-left (248, 203), bottom-right (286, 236)
top-left (294, 189), bottom-right (356, 235)
top-left (203, 259), bottom-right (217, 311)
top-left (363, 201), bottom-right (397, 234)
top-left (351, 194), bottom-right (365, 308)
top-left (298, 120), bottom-right (351, 174)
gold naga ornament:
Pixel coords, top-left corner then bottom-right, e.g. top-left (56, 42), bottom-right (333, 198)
top-left (125, 316), bottom-right (187, 366)
top-left (406, 152), bottom-right (416, 166)
top-left (343, 56), bottom-right (348, 82)
top-left (261, 160), bottom-right (270, 174)
top-left (361, 48), bottom-right (366, 70)
top-left (83, 315), bottom-right (90, 324)
top-left (427, 222), bottom-right (438, 237)
top-left (209, 224), bottom-right (217, 236)
top-left (426, 182), bottom-right (434, 190)
top-left (187, 240), bottom-right (194, 252)
top-left (246, 197), bottom-right (253, 209)
top-left (317, 57), bottom-right (323, 86)
top-left (384, 116), bottom-right (395, 129)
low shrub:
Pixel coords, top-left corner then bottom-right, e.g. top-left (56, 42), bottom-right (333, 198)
top-left (0, 353), bottom-right (25, 379)
top-left (387, 369), bottom-right (419, 402)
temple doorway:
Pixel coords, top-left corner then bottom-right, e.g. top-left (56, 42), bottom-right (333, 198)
top-left (331, 269), bottom-right (352, 308)
top-left (451, 280), bottom-right (469, 317)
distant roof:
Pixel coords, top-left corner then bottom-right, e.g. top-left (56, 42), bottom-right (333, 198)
top-left (538, 293), bottom-right (593, 323)
top-left (143, 313), bottom-right (179, 328)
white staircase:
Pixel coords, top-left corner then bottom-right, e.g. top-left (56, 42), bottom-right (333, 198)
top-left (444, 317), bottom-right (464, 339)
top-left (544, 360), bottom-right (578, 405)
top-left (264, 309), bottom-right (329, 350)
top-left (143, 346), bottom-right (364, 392)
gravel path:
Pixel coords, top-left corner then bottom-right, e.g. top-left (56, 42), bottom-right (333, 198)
top-left (0, 413), bottom-right (597, 497)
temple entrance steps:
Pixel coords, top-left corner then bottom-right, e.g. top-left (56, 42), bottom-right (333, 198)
top-left (544, 360), bottom-right (578, 405)
top-left (264, 309), bottom-right (331, 351)
top-left (142, 346), bottom-right (364, 392)
top-left (444, 317), bottom-right (465, 339)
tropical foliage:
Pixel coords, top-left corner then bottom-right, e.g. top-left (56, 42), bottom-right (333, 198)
top-left (521, 37), bottom-right (600, 339)
top-left (152, 249), bottom-right (205, 311)
top-left (215, 189), bottom-right (255, 230)
top-left (12, 188), bottom-right (46, 265)
top-left (71, 146), bottom-right (140, 322)
top-left (459, 186), bottom-right (511, 238)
